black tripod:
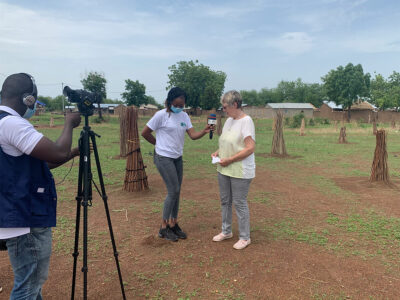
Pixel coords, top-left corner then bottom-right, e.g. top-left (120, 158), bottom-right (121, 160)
top-left (71, 115), bottom-right (126, 300)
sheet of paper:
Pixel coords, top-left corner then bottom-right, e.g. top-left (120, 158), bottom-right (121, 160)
top-left (212, 156), bottom-right (221, 164)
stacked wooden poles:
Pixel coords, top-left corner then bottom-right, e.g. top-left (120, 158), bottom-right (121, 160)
top-left (338, 127), bottom-right (347, 144)
top-left (370, 129), bottom-right (390, 183)
top-left (217, 114), bottom-right (222, 136)
top-left (118, 106), bottom-right (128, 157)
top-left (271, 111), bottom-right (287, 156)
top-left (124, 106), bottom-right (149, 192)
top-left (373, 120), bottom-right (377, 135)
top-left (299, 118), bottom-right (305, 136)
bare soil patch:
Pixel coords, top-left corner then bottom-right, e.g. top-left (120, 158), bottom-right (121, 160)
top-left (1, 169), bottom-right (400, 299)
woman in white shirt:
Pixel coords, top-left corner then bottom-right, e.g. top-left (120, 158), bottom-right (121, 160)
top-left (211, 90), bottom-right (255, 250)
top-left (142, 87), bottom-right (211, 242)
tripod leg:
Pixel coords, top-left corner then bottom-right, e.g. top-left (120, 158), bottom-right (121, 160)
top-left (71, 136), bottom-right (84, 300)
top-left (82, 127), bottom-right (92, 300)
top-left (90, 132), bottom-right (127, 300)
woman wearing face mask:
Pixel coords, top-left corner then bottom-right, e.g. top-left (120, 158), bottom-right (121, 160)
top-left (141, 87), bottom-right (211, 242)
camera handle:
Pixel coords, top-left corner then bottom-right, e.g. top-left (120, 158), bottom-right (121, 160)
top-left (71, 115), bottom-right (126, 300)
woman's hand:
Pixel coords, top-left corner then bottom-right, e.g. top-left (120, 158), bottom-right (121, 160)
top-left (219, 157), bottom-right (233, 167)
top-left (211, 150), bottom-right (219, 158)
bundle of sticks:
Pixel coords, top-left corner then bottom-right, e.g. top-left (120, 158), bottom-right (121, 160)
top-left (118, 105), bottom-right (128, 157)
top-left (123, 106), bottom-right (149, 191)
top-left (271, 110), bottom-right (287, 156)
top-left (338, 127), bottom-right (347, 144)
top-left (370, 129), bottom-right (390, 183)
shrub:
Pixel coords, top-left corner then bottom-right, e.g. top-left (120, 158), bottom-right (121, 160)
top-left (308, 118), bottom-right (315, 126)
top-left (290, 113), bottom-right (305, 128)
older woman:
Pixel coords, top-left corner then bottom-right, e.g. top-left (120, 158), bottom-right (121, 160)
top-left (211, 90), bottom-right (255, 250)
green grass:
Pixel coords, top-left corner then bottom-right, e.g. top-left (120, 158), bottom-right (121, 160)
top-left (29, 113), bottom-right (400, 297)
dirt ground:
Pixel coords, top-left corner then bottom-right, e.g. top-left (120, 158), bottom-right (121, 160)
top-left (1, 165), bottom-right (400, 299)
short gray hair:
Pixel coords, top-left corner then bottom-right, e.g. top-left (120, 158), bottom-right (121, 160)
top-left (221, 90), bottom-right (242, 108)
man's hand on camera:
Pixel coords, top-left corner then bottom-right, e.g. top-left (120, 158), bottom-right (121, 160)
top-left (65, 112), bottom-right (81, 128)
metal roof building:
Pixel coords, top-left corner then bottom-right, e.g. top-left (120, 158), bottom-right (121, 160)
top-left (265, 103), bottom-right (315, 118)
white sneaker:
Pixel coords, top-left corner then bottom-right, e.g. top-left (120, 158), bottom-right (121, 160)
top-left (233, 239), bottom-right (251, 250)
top-left (212, 232), bottom-right (233, 242)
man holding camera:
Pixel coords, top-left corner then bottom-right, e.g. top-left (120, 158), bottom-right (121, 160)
top-left (0, 73), bottom-right (81, 299)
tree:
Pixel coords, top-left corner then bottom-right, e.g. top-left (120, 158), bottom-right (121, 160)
top-left (121, 79), bottom-right (148, 107)
top-left (241, 90), bottom-right (260, 106)
top-left (81, 71), bottom-right (107, 119)
top-left (37, 95), bottom-right (63, 111)
top-left (167, 60), bottom-right (226, 109)
top-left (322, 63), bottom-right (370, 120)
top-left (370, 73), bottom-right (393, 110)
top-left (388, 71), bottom-right (400, 110)
top-left (146, 95), bottom-right (163, 109)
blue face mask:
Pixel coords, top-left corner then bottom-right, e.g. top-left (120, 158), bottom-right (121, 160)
top-left (171, 105), bottom-right (183, 114)
top-left (23, 102), bottom-right (37, 119)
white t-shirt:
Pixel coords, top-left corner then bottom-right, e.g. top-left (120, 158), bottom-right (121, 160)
top-left (0, 105), bottom-right (44, 239)
top-left (146, 109), bottom-right (193, 158)
top-left (217, 115), bottom-right (256, 179)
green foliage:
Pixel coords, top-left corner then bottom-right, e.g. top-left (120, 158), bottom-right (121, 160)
top-left (284, 117), bottom-right (290, 126)
top-left (370, 71), bottom-right (400, 111)
top-left (313, 117), bottom-right (330, 125)
top-left (81, 71), bottom-right (107, 99)
top-left (308, 118), bottom-right (315, 126)
top-left (322, 63), bottom-right (371, 120)
top-left (240, 78), bottom-right (325, 107)
top-left (167, 60), bottom-right (226, 109)
top-left (38, 95), bottom-right (64, 112)
top-left (146, 95), bottom-right (163, 109)
top-left (81, 71), bottom-right (107, 120)
top-left (121, 79), bottom-right (148, 106)
top-left (290, 113), bottom-right (305, 128)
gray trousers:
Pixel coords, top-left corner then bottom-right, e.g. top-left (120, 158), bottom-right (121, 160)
top-left (154, 152), bottom-right (183, 220)
top-left (218, 173), bottom-right (252, 240)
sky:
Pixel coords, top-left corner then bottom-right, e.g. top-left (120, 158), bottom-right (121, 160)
top-left (1, 0), bottom-right (400, 103)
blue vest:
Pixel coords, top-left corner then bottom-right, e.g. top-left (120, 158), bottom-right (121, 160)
top-left (0, 111), bottom-right (57, 228)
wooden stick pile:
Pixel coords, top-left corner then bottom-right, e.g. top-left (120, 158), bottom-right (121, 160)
top-left (119, 106), bottom-right (128, 157)
top-left (299, 118), bottom-right (305, 136)
top-left (370, 129), bottom-right (390, 183)
top-left (217, 114), bottom-right (222, 136)
top-left (372, 120), bottom-right (377, 135)
top-left (124, 106), bottom-right (149, 192)
top-left (338, 127), bottom-right (347, 144)
top-left (271, 111), bottom-right (287, 156)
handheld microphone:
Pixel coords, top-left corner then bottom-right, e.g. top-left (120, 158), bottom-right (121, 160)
top-left (208, 113), bottom-right (217, 139)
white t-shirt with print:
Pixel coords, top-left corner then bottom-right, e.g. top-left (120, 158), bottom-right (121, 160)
top-left (217, 115), bottom-right (256, 179)
top-left (0, 105), bottom-right (44, 239)
top-left (146, 108), bottom-right (193, 159)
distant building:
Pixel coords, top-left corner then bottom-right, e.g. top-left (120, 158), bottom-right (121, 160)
top-left (139, 104), bottom-right (158, 110)
top-left (265, 103), bottom-right (315, 118)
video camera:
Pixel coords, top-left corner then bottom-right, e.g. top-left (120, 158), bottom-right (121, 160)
top-left (63, 86), bottom-right (101, 116)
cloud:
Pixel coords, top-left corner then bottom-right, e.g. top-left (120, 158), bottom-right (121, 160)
top-left (0, 2), bottom-right (186, 59)
top-left (340, 33), bottom-right (400, 53)
top-left (288, 0), bottom-right (369, 32)
top-left (266, 32), bottom-right (314, 54)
